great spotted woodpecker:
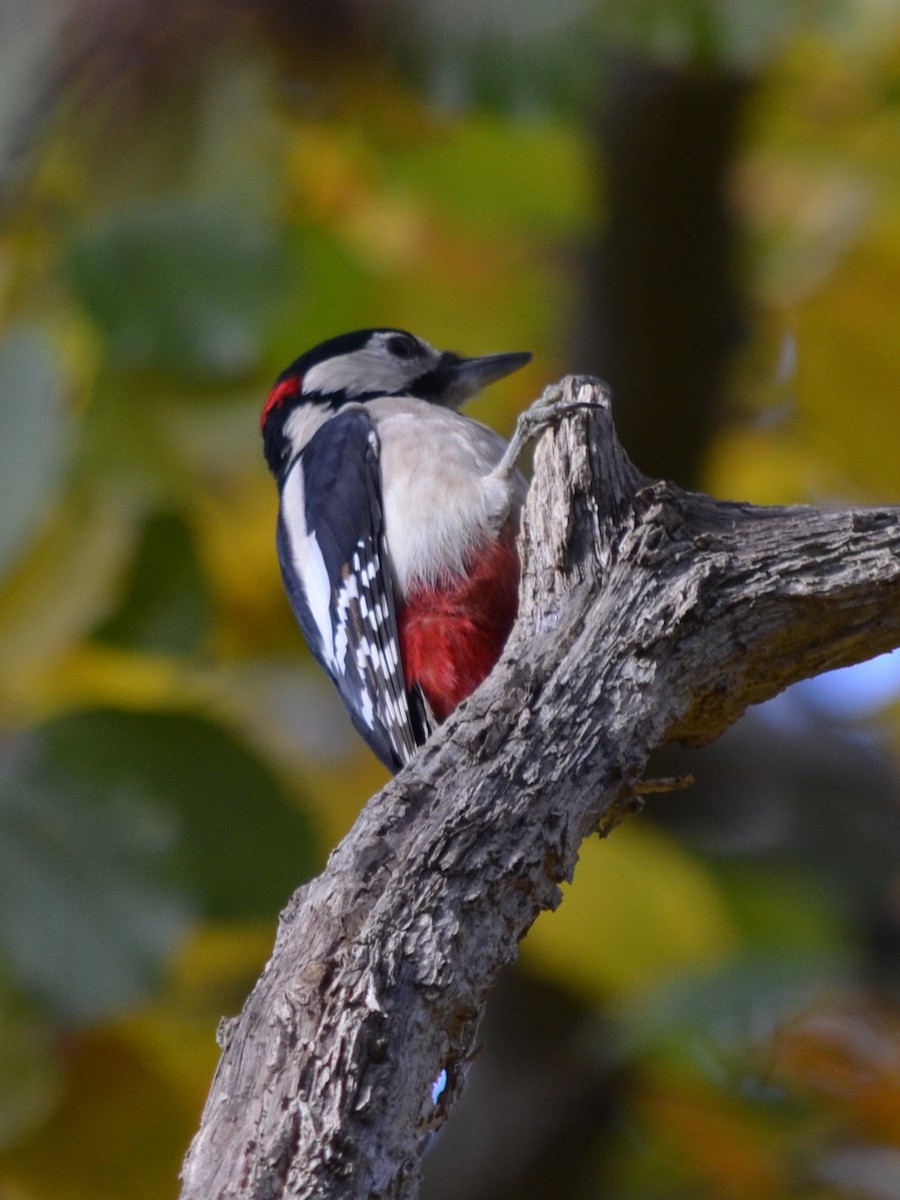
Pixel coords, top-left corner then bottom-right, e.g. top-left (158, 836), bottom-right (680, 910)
top-left (261, 328), bottom-right (532, 772)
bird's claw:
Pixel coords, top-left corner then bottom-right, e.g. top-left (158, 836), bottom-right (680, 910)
top-left (513, 383), bottom-right (597, 440)
top-left (496, 383), bottom-right (600, 477)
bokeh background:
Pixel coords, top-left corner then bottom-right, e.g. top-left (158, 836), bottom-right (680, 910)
top-left (2, 1), bottom-right (900, 1197)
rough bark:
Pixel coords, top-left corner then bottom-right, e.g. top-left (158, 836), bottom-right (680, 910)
top-left (180, 377), bottom-right (900, 1200)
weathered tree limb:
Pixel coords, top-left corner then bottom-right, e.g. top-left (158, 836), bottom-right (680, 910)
top-left (180, 377), bottom-right (900, 1200)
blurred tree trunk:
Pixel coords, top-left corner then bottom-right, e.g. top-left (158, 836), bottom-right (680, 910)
top-left (579, 52), bottom-right (749, 486)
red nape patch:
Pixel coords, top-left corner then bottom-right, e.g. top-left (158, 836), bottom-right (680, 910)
top-left (397, 528), bottom-right (520, 722)
top-left (260, 375), bottom-right (302, 430)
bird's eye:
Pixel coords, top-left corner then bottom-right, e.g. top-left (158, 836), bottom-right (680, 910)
top-left (386, 335), bottom-right (416, 360)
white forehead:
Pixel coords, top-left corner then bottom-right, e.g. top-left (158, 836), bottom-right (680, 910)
top-left (302, 332), bottom-right (440, 398)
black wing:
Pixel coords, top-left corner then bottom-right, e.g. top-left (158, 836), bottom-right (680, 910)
top-left (276, 409), bottom-right (428, 771)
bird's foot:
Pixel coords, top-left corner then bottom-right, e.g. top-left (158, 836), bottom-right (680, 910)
top-left (495, 381), bottom-right (602, 478)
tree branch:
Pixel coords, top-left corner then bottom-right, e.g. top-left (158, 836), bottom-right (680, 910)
top-left (180, 377), bottom-right (900, 1200)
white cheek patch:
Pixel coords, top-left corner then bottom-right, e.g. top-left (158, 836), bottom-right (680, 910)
top-left (303, 340), bottom-right (439, 398)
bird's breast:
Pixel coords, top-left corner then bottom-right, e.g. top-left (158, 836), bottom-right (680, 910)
top-left (370, 399), bottom-right (524, 593)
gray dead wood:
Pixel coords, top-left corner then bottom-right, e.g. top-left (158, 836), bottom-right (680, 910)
top-left (180, 377), bottom-right (900, 1200)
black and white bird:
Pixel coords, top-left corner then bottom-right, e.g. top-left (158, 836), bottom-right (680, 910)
top-left (261, 327), bottom-right (532, 772)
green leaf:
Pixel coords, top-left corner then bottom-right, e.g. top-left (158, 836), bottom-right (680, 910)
top-left (391, 0), bottom-right (598, 113)
top-left (0, 708), bottom-right (317, 1020)
top-left (0, 978), bottom-right (61, 1150)
top-left (0, 8), bottom-right (59, 186)
top-left (94, 511), bottom-right (211, 656)
top-left (0, 329), bottom-right (69, 581)
top-left (616, 951), bottom-right (849, 1062)
top-left (717, 865), bottom-right (852, 955)
top-left (36, 709), bottom-right (318, 922)
top-left (0, 490), bottom-right (133, 680)
top-left (389, 116), bottom-right (594, 236)
top-left (593, 0), bottom-right (896, 70)
top-left (0, 728), bottom-right (191, 1021)
top-left (67, 201), bottom-right (294, 379)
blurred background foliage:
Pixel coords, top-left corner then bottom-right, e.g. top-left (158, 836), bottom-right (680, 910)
top-left (1, 0), bottom-right (899, 1196)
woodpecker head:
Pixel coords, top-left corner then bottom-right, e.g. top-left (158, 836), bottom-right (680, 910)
top-left (261, 328), bottom-right (531, 478)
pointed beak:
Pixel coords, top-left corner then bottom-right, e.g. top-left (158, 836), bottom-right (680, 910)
top-left (437, 349), bottom-right (532, 409)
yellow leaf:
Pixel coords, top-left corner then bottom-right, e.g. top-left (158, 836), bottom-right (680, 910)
top-left (14, 644), bottom-right (213, 722)
top-left (0, 491), bottom-right (133, 700)
top-left (522, 820), bottom-right (738, 1001)
top-left (0, 1031), bottom-right (187, 1200)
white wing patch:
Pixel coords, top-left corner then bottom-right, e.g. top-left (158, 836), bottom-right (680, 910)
top-left (280, 464), bottom-right (336, 669)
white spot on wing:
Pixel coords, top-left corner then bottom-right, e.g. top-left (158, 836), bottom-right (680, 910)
top-left (358, 685), bottom-right (375, 729)
top-left (334, 574), bottom-right (360, 669)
